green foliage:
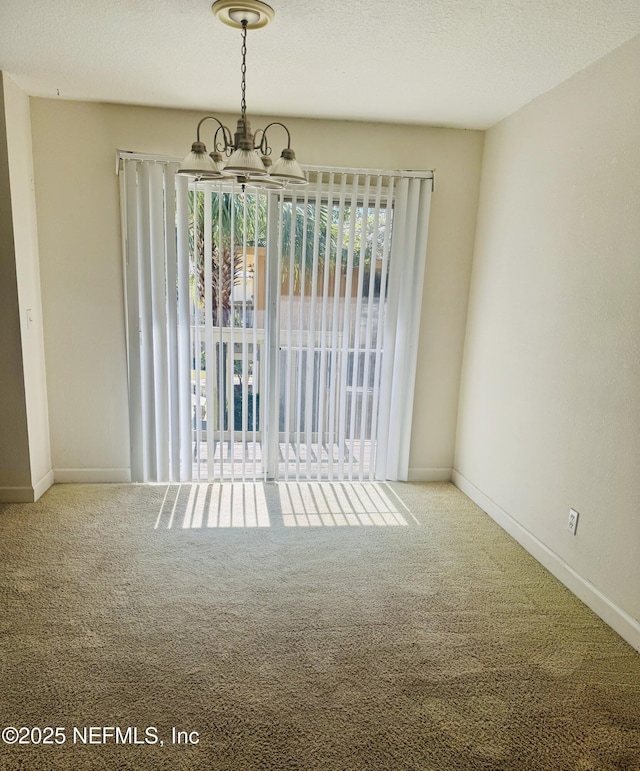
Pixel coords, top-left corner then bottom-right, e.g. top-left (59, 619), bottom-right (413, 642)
top-left (189, 189), bottom-right (263, 321)
top-left (187, 186), bottom-right (393, 310)
top-left (233, 386), bottom-right (259, 431)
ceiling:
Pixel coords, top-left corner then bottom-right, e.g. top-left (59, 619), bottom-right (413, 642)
top-left (1, 0), bottom-right (639, 130)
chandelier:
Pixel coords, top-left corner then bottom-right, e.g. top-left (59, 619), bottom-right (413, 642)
top-left (177, 0), bottom-right (307, 189)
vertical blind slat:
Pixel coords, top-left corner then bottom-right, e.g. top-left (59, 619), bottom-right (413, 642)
top-left (123, 161), bottom-right (144, 482)
top-left (137, 164), bottom-right (157, 480)
top-left (267, 191), bottom-right (284, 479)
top-left (369, 177), bottom-right (395, 480)
top-left (295, 192), bottom-right (310, 482)
top-left (192, 181), bottom-right (202, 481)
top-left (388, 178), bottom-right (421, 480)
top-left (337, 175), bottom-right (359, 480)
top-left (283, 192), bottom-right (296, 482)
top-left (376, 177), bottom-right (408, 480)
top-left (348, 175), bottom-right (370, 480)
top-left (204, 182), bottom-right (215, 480)
top-left (327, 174), bottom-right (348, 481)
top-left (164, 164), bottom-right (180, 482)
top-left (252, 196), bottom-right (259, 481)
top-left (305, 178), bottom-right (323, 478)
top-left (241, 194), bottom-right (249, 481)
top-left (358, 175), bottom-right (383, 481)
top-left (397, 180), bottom-right (433, 479)
top-left (176, 174), bottom-right (192, 481)
top-left (316, 173), bottom-right (335, 480)
top-left (149, 163), bottom-right (169, 481)
top-left (228, 182), bottom-right (236, 482)
top-left (216, 190), bottom-right (225, 483)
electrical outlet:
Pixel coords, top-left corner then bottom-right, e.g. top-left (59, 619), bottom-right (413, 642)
top-left (568, 508), bottom-right (579, 535)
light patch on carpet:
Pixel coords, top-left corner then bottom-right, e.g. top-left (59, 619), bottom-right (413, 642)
top-left (155, 482), bottom-right (270, 529)
top-left (278, 481), bottom-right (415, 527)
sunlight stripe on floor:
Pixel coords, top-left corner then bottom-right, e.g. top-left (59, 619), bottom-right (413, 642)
top-left (278, 482), bottom-right (408, 527)
top-left (157, 483), bottom-right (271, 529)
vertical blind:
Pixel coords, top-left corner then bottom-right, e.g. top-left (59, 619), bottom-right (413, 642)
top-left (120, 157), bottom-right (433, 483)
top-left (122, 161), bottom-right (191, 482)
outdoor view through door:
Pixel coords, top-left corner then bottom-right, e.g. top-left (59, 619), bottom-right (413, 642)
top-left (276, 175), bottom-right (396, 482)
top-left (121, 159), bottom-right (433, 483)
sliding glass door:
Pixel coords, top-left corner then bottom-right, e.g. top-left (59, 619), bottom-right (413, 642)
top-left (271, 172), bottom-right (394, 481)
top-left (120, 158), bottom-right (432, 483)
top-left (189, 183), bottom-right (267, 482)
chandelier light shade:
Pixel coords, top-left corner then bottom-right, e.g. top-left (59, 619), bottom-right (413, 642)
top-left (177, 0), bottom-right (307, 188)
top-left (253, 155), bottom-right (285, 189)
top-left (270, 148), bottom-right (307, 185)
top-left (177, 142), bottom-right (226, 178)
top-left (224, 147), bottom-right (267, 176)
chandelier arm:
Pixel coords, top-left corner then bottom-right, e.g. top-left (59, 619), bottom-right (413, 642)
top-left (195, 116), bottom-right (233, 152)
top-left (214, 125), bottom-right (234, 154)
top-left (253, 128), bottom-right (269, 155)
top-left (257, 122), bottom-right (293, 155)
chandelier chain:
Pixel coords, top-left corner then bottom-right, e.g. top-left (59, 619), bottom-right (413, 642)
top-left (240, 20), bottom-right (247, 120)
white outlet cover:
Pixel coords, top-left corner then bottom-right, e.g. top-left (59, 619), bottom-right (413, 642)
top-left (568, 508), bottom-right (579, 535)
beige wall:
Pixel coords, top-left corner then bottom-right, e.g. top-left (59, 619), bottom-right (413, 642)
top-left (455, 34), bottom-right (640, 637)
top-left (3, 74), bottom-right (52, 495)
top-left (0, 74), bottom-right (31, 493)
top-left (0, 73), bottom-right (52, 501)
top-left (30, 99), bottom-right (483, 481)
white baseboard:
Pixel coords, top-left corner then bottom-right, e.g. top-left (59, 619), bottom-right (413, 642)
top-left (0, 469), bottom-right (54, 503)
top-left (33, 469), bottom-right (54, 501)
top-left (452, 470), bottom-right (640, 654)
top-left (407, 467), bottom-right (453, 482)
top-left (53, 468), bottom-right (131, 484)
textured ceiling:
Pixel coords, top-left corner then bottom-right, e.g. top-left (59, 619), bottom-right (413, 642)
top-left (1, 0), bottom-right (639, 129)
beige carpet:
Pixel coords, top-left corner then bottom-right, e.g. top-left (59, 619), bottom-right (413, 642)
top-left (0, 481), bottom-right (639, 770)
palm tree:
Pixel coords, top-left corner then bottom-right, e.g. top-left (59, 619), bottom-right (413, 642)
top-left (279, 200), bottom-right (392, 299)
top-left (279, 197), bottom-right (330, 295)
top-left (189, 188), bottom-right (267, 325)
top-left (189, 184), bottom-right (394, 307)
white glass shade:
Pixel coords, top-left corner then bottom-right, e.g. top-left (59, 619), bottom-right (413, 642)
top-left (246, 175), bottom-right (285, 190)
top-left (270, 149), bottom-right (307, 185)
top-left (177, 142), bottom-right (221, 177)
top-left (200, 152), bottom-right (226, 179)
top-left (244, 155), bottom-right (285, 189)
top-left (261, 176), bottom-right (286, 190)
top-left (224, 148), bottom-right (268, 177)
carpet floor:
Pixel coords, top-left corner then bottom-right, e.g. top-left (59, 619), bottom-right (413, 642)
top-left (0, 481), bottom-right (639, 770)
